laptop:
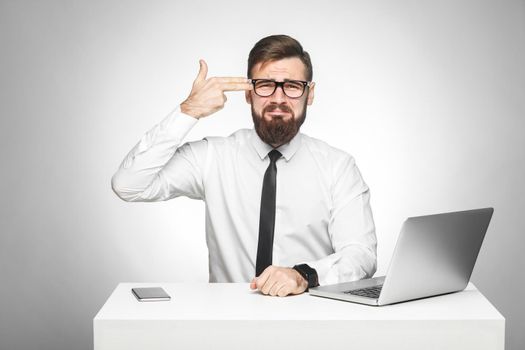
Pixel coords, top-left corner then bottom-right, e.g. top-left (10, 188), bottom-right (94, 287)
top-left (309, 207), bottom-right (493, 306)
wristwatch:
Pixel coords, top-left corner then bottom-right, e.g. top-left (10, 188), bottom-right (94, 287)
top-left (293, 264), bottom-right (319, 290)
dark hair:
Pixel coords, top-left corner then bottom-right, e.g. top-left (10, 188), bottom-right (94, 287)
top-left (247, 34), bottom-right (313, 81)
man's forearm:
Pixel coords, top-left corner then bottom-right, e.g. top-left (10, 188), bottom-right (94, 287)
top-left (305, 244), bottom-right (377, 286)
top-left (111, 106), bottom-right (198, 201)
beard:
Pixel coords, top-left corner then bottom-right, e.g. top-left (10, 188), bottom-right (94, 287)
top-left (251, 102), bottom-right (307, 147)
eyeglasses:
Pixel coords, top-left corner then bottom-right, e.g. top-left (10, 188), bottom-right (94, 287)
top-left (251, 79), bottom-right (311, 99)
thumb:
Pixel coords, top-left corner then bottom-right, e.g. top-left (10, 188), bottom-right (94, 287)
top-left (250, 278), bottom-right (257, 289)
top-left (194, 59), bottom-right (208, 84)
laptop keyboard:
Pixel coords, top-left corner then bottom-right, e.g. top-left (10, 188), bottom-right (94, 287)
top-left (344, 285), bottom-right (383, 299)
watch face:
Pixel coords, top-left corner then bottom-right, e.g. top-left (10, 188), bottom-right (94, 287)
top-left (308, 273), bottom-right (319, 288)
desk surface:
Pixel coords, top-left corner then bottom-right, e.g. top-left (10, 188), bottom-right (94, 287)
top-left (94, 282), bottom-right (503, 321)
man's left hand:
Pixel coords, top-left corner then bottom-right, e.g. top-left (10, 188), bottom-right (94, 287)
top-left (250, 265), bottom-right (308, 297)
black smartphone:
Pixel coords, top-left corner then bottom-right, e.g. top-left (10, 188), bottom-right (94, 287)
top-left (131, 287), bottom-right (171, 302)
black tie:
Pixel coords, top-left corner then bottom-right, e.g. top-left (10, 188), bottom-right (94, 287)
top-left (255, 149), bottom-right (282, 277)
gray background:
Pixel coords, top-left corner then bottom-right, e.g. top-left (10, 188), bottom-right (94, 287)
top-left (1, 0), bottom-right (524, 349)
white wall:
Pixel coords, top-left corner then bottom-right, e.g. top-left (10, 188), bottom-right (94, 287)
top-left (1, 0), bottom-right (523, 349)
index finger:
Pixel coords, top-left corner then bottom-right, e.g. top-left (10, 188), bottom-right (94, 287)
top-left (214, 77), bottom-right (251, 83)
top-left (212, 77), bottom-right (253, 91)
top-left (221, 82), bottom-right (253, 92)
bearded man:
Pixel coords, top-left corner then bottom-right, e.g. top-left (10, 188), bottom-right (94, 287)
top-left (112, 34), bottom-right (377, 297)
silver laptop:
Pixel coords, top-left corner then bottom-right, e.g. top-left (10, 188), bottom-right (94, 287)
top-left (309, 208), bottom-right (493, 306)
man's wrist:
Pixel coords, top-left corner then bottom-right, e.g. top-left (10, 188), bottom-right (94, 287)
top-left (180, 101), bottom-right (201, 119)
top-left (292, 264), bottom-right (319, 291)
top-left (292, 269), bottom-right (309, 291)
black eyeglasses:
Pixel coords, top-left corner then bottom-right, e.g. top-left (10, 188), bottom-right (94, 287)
top-left (250, 79), bottom-right (311, 98)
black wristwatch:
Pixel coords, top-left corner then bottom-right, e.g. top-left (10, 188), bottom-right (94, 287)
top-left (293, 264), bottom-right (319, 290)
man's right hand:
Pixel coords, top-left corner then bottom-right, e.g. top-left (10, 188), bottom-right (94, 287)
top-left (180, 60), bottom-right (253, 119)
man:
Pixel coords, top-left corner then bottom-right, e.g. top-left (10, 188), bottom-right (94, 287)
top-left (112, 35), bottom-right (377, 297)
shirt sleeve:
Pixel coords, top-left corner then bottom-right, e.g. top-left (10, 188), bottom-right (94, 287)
top-left (111, 106), bottom-right (208, 202)
top-left (304, 155), bottom-right (378, 286)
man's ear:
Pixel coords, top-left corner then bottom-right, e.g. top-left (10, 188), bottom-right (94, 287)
top-left (307, 82), bottom-right (315, 105)
top-left (245, 90), bottom-right (252, 104)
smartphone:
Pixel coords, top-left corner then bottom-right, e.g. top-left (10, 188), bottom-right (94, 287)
top-left (131, 287), bottom-right (171, 302)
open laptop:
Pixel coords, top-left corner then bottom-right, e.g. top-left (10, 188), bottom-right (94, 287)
top-left (309, 207), bottom-right (493, 306)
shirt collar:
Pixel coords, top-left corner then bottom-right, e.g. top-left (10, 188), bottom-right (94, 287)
top-left (250, 129), bottom-right (302, 162)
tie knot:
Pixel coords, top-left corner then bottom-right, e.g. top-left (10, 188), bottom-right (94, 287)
top-left (268, 150), bottom-right (282, 163)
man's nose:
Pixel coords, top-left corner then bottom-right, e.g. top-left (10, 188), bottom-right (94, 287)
top-left (270, 85), bottom-right (287, 103)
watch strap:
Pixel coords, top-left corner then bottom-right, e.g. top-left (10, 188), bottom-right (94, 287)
top-left (293, 264), bottom-right (319, 290)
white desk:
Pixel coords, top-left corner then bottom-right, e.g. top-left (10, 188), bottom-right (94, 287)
top-left (94, 283), bottom-right (504, 350)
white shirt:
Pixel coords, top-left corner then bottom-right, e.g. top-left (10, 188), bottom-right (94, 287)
top-left (112, 107), bottom-right (377, 285)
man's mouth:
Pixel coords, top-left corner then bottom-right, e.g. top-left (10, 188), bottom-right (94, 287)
top-left (264, 104), bottom-right (293, 117)
top-left (266, 110), bottom-right (291, 117)
top-left (264, 106), bottom-right (293, 119)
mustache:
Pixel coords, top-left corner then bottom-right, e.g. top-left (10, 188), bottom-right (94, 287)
top-left (263, 103), bottom-right (293, 115)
